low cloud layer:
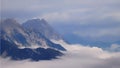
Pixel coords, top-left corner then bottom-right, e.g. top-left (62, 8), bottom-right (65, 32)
top-left (1, 40), bottom-right (120, 68)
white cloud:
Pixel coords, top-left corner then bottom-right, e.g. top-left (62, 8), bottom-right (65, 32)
top-left (1, 40), bottom-right (120, 68)
top-left (108, 44), bottom-right (120, 52)
top-left (101, 11), bottom-right (120, 21)
top-left (40, 12), bottom-right (70, 23)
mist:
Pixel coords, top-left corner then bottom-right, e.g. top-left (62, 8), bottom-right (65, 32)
top-left (1, 40), bottom-right (120, 68)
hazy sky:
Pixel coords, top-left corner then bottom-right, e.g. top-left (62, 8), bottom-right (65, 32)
top-left (1, 0), bottom-right (120, 42)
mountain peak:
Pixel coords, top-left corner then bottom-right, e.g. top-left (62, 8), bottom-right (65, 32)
top-left (4, 18), bottom-right (16, 21)
top-left (25, 18), bottom-right (47, 24)
top-left (23, 18), bottom-right (62, 40)
top-left (1, 18), bottom-right (21, 27)
top-left (2, 18), bottom-right (17, 23)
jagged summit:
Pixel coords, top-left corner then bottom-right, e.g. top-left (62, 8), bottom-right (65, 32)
top-left (22, 18), bottom-right (62, 40)
top-left (0, 18), bottom-right (22, 28)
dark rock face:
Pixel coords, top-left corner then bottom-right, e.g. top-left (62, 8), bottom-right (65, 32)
top-left (0, 39), bottom-right (63, 61)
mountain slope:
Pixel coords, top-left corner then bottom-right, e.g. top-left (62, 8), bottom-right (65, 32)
top-left (0, 19), bottom-right (29, 46)
top-left (0, 39), bottom-right (63, 61)
top-left (0, 19), bottom-right (66, 51)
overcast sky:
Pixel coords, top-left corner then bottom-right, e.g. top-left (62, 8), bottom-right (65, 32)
top-left (1, 1), bottom-right (120, 68)
top-left (1, 0), bottom-right (120, 22)
top-left (1, 0), bottom-right (120, 41)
